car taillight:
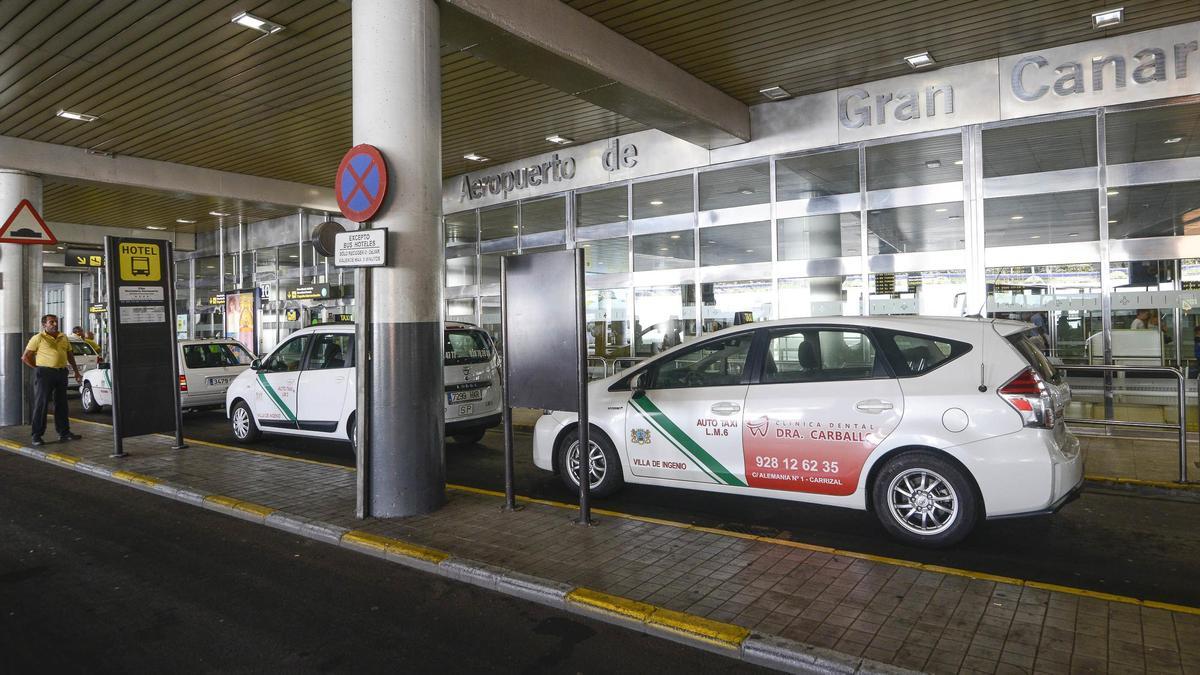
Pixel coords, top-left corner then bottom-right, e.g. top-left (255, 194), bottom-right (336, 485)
top-left (179, 374), bottom-right (188, 392)
top-left (999, 367), bottom-right (1054, 429)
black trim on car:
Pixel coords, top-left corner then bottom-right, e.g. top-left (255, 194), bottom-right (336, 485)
top-left (872, 328), bottom-right (973, 379)
top-left (446, 412), bottom-right (502, 435)
top-left (446, 381), bottom-right (491, 392)
top-left (297, 421), bottom-right (339, 433)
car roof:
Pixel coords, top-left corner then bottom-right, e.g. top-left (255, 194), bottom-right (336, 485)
top-left (671, 315), bottom-right (1016, 345)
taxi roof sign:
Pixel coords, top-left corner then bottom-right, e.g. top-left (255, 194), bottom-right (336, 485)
top-left (0, 199), bottom-right (57, 244)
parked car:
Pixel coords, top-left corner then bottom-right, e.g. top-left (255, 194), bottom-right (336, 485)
top-left (225, 321), bottom-right (501, 448)
top-left (80, 338), bottom-right (254, 413)
top-left (532, 316), bottom-right (1083, 547)
top-left (67, 337), bottom-right (100, 391)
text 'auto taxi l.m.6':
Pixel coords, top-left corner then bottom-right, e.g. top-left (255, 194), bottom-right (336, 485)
top-left (533, 316), bottom-right (1082, 547)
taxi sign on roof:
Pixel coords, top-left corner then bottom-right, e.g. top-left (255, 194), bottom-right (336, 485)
top-left (0, 199), bottom-right (57, 244)
top-left (335, 144), bottom-right (388, 222)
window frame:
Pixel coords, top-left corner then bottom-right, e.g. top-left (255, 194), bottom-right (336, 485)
top-left (263, 334), bottom-right (314, 374)
top-left (304, 332), bottom-right (355, 371)
top-left (750, 325), bottom-right (893, 385)
top-left (608, 328), bottom-right (759, 392)
top-left (873, 328), bottom-right (972, 378)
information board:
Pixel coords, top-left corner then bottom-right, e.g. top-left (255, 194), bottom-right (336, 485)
top-left (104, 236), bottom-right (184, 449)
top-left (334, 229), bottom-right (386, 267)
top-left (503, 250), bottom-right (583, 411)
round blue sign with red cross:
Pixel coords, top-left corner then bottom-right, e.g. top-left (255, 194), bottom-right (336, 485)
top-left (335, 144), bottom-right (389, 223)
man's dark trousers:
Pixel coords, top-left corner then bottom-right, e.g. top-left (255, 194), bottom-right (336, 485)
top-left (31, 366), bottom-right (70, 438)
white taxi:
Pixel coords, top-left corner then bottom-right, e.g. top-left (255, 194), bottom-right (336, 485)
top-left (67, 337), bottom-right (101, 391)
top-left (79, 338), bottom-right (255, 413)
top-left (224, 321), bottom-right (501, 447)
top-left (533, 317), bottom-right (1083, 547)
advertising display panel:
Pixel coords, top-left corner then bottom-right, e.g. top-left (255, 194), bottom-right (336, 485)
top-left (223, 289), bottom-right (259, 351)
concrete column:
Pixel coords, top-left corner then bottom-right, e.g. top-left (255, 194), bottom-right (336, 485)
top-left (63, 282), bottom-right (80, 335)
top-left (354, 0), bottom-right (445, 516)
top-left (0, 170), bottom-right (42, 426)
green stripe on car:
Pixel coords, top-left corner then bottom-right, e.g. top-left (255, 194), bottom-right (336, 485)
top-left (257, 373), bottom-right (296, 422)
top-left (631, 394), bottom-right (746, 487)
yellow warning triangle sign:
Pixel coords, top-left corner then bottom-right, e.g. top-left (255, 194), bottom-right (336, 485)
top-left (0, 199), bottom-right (57, 245)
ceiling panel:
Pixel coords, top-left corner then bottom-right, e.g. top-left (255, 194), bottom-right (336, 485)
top-left (0, 1), bottom-right (1197, 233)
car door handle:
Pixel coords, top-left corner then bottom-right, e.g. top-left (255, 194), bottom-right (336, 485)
top-left (710, 402), bottom-right (742, 416)
top-left (855, 399), bottom-right (894, 413)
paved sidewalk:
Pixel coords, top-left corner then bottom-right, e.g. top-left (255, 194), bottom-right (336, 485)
top-left (4, 422), bottom-right (1199, 674)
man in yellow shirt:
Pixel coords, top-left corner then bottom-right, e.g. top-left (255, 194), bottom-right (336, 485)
top-left (21, 314), bottom-right (83, 446)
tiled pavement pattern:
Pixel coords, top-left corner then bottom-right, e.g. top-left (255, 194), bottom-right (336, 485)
top-left (6, 422), bottom-right (1200, 675)
top-left (1078, 433), bottom-right (1199, 485)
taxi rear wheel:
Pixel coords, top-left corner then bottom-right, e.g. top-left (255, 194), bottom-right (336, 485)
top-left (872, 451), bottom-right (978, 548)
top-left (231, 401), bottom-right (261, 443)
top-left (556, 427), bottom-right (624, 498)
top-left (80, 383), bottom-right (100, 413)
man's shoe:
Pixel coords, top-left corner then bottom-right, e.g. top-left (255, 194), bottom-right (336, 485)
top-left (31, 436), bottom-right (43, 447)
top-left (59, 432), bottom-right (82, 441)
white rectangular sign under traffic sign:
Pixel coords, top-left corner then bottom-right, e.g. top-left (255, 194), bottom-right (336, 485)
top-left (334, 229), bottom-right (386, 267)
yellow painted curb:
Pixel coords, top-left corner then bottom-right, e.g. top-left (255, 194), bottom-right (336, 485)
top-left (567, 587), bottom-right (655, 622)
top-left (647, 606), bottom-right (750, 649)
top-left (111, 470), bottom-right (161, 488)
top-left (45, 452), bottom-right (80, 466)
top-left (1143, 600), bottom-right (1200, 617)
top-left (1024, 581), bottom-right (1143, 606)
top-left (921, 564), bottom-right (1024, 587)
top-left (1086, 474), bottom-right (1200, 492)
top-left (341, 530), bottom-right (450, 564)
top-left (0, 438), bottom-right (24, 450)
top-left (203, 494), bottom-right (276, 518)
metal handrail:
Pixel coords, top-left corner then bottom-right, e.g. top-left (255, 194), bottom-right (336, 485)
top-left (583, 355), bottom-right (649, 378)
top-left (1059, 364), bottom-right (1188, 483)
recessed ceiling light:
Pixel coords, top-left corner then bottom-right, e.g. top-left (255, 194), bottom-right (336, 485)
top-left (650, 200), bottom-right (664, 206)
top-left (1030, 235), bottom-right (1041, 239)
top-left (670, 234), bottom-right (681, 239)
top-left (953, 160), bottom-right (964, 165)
top-left (617, 214), bottom-right (627, 219)
top-left (1164, 137), bottom-right (1183, 144)
top-left (1108, 219), bottom-right (1118, 224)
top-left (232, 11), bottom-right (284, 34)
top-left (512, 225), bottom-right (519, 229)
top-left (545, 134), bottom-right (574, 145)
top-left (1107, 190), bottom-right (1119, 196)
top-left (1011, 215), bottom-right (1024, 220)
top-left (707, 240), bottom-right (716, 244)
top-left (738, 188), bottom-right (755, 195)
top-left (176, 218), bottom-right (196, 224)
top-left (56, 110), bottom-right (99, 122)
top-left (935, 208), bottom-right (948, 213)
top-left (904, 52), bottom-right (935, 69)
top-left (659, 247), bottom-right (669, 252)
top-left (1068, 232), bottom-right (1080, 237)
top-left (205, 265), bottom-right (216, 269)
top-left (146, 226), bottom-right (167, 230)
top-left (463, 153), bottom-right (489, 162)
top-left (925, 160), bottom-right (942, 169)
top-left (209, 211), bottom-right (230, 217)
top-left (759, 86), bottom-right (792, 101)
top-left (745, 249), bottom-right (754, 253)
top-left (1091, 7), bottom-right (1124, 29)
top-left (288, 255), bottom-right (298, 259)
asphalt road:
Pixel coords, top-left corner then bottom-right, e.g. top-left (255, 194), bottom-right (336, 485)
top-left (70, 406), bottom-right (1200, 609)
top-left (0, 452), bottom-right (766, 673)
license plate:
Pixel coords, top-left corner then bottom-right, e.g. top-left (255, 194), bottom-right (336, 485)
top-left (448, 389), bottom-right (483, 403)
top-left (207, 376), bottom-right (231, 386)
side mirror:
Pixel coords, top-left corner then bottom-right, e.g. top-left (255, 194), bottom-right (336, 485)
top-left (250, 358), bottom-right (261, 371)
top-left (98, 362), bottom-right (110, 371)
top-left (631, 371), bottom-right (647, 398)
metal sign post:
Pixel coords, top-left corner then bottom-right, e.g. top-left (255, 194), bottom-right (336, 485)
top-left (501, 248), bottom-right (593, 524)
top-left (104, 236), bottom-right (185, 457)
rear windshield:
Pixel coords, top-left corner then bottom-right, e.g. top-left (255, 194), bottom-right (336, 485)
top-left (70, 341), bottom-right (96, 356)
top-left (444, 329), bottom-right (493, 365)
top-left (183, 343), bottom-right (254, 369)
top-left (1006, 333), bottom-right (1060, 383)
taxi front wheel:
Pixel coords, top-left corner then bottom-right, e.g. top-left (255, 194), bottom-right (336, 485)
top-left (80, 383), bottom-right (101, 414)
top-left (231, 401), bottom-right (261, 443)
top-left (872, 451), bottom-right (978, 548)
top-left (556, 427), bottom-right (624, 498)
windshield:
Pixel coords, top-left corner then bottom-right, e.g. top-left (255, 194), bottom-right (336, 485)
top-left (183, 342), bottom-right (254, 369)
top-left (69, 341), bottom-right (96, 356)
top-left (444, 329), bottom-right (493, 365)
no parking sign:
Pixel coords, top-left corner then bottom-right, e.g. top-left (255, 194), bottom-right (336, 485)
top-left (335, 144), bottom-right (389, 222)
